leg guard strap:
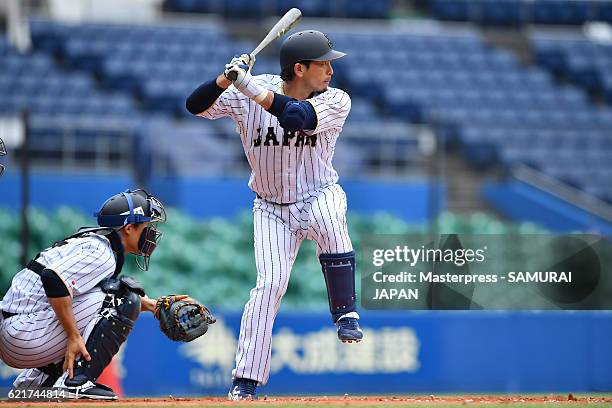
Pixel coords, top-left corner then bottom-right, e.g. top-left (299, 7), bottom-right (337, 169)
top-left (65, 290), bottom-right (140, 387)
top-left (320, 251), bottom-right (356, 323)
top-left (39, 362), bottom-right (64, 387)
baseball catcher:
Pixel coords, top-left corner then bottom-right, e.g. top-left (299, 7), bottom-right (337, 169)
top-left (0, 189), bottom-right (215, 400)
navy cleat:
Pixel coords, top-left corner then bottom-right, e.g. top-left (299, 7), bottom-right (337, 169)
top-left (228, 378), bottom-right (257, 401)
top-left (54, 373), bottom-right (117, 400)
top-left (336, 312), bottom-right (363, 343)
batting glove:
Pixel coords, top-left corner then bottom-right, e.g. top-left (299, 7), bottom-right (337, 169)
top-left (223, 54), bottom-right (255, 82)
top-left (224, 55), bottom-right (266, 103)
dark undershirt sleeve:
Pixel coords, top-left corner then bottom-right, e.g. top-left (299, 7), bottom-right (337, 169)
top-left (41, 268), bottom-right (70, 298)
top-left (186, 79), bottom-right (225, 115)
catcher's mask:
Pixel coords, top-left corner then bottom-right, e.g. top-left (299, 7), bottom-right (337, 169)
top-left (94, 189), bottom-right (166, 271)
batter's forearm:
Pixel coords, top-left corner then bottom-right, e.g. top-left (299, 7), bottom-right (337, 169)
top-left (218, 72), bottom-right (273, 109)
top-left (185, 76), bottom-right (227, 115)
top-left (216, 73), bottom-right (231, 89)
top-left (256, 91), bottom-right (274, 110)
top-left (49, 296), bottom-right (81, 339)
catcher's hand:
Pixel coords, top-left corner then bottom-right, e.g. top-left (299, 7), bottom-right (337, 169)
top-left (154, 295), bottom-right (216, 342)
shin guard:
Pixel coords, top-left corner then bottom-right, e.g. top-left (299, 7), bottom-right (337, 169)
top-left (65, 290), bottom-right (140, 387)
top-left (319, 251), bottom-right (356, 322)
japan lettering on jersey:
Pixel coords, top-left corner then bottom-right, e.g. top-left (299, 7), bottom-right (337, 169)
top-left (198, 74), bottom-right (351, 204)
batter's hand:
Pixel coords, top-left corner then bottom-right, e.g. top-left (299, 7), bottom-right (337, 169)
top-left (223, 54), bottom-right (267, 103)
top-left (224, 58), bottom-right (249, 85)
top-left (240, 53), bottom-right (256, 68)
top-left (63, 334), bottom-right (91, 379)
top-left (224, 54), bottom-right (255, 82)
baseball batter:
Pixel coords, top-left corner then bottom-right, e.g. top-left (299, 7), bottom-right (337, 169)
top-left (186, 30), bottom-right (362, 400)
top-left (0, 190), bottom-right (166, 399)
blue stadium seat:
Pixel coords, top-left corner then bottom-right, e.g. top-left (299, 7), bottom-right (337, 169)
top-left (599, 2), bottom-right (612, 23)
top-left (167, 0), bottom-right (214, 13)
top-left (345, 0), bottom-right (391, 19)
top-left (534, 44), bottom-right (567, 73)
top-left (531, 0), bottom-right (593, 25)
top-left (0, 94), bottom-right (29, 113)
top-left (350, 98), bottom-right (382, 122)
top-left (277, 0), bottom-right (330, 17)
top-left (566, 53), bottom-right (602, 91)
top-left (0, 36), bottom-right (9, 55)
top-left (222, 0), bottom-right (264, 19)
top-left (431, 0), bottom-right (473, 22)
top-left (480, 0), bottom-right (524, 25)
top-left (602, 74), bottom-right (612, 104)
top-left (383, 88), bottom-right (425, 122)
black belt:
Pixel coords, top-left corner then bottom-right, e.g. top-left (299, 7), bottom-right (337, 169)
top-left (2, 310), bottom-right (16, 319)
top-left (255, 194), bottom-right (292, 207)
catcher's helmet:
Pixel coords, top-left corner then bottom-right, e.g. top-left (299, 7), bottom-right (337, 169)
top-left (95, 189), bottom-right (165, 228)
top-left (279, 30), bottom-right (346, 71)
top-left (94, 189), bottom-right (166, 271)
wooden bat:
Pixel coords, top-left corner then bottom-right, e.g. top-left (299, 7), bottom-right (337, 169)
top-left (226, 8), bottom-right (302, 81)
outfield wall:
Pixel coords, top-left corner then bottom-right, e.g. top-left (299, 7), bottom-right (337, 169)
top-left (2, 311), bottom-right (609, 395)
top-left (0, 172), bottom-right (443, 222)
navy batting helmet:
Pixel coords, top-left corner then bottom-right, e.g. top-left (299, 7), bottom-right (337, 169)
top-left (279, 30), bottom-right (346, 71)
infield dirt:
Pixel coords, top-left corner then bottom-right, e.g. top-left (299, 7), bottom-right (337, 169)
top-left (2, 394), bottom-right (612, 407)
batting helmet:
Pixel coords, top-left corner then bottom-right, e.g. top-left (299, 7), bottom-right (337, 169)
top-left (279, 30), bottom-right (346, 71)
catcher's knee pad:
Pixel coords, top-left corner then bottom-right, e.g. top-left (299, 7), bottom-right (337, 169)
top-left (320, 251), bottom-right (356, 322)
top-left (66, 286), bottom-right (141, 387)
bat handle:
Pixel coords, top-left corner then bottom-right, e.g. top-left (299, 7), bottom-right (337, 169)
top-left (227, 53), bottom-right (255, 82)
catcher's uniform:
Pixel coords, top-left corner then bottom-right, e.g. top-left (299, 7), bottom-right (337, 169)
top-left (0, 235), bottom-right (114, 387)
top-left (200, 74), bottom-right (353, 384)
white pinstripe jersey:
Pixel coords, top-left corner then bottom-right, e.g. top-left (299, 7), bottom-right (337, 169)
top-left (198, 74), bottom-right (352, 204)
top-left (1, 235), bottom-right (115, 315)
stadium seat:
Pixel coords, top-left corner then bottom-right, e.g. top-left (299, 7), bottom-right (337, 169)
top-left (479, 0), bottom-right (524, 26)
top-left (430, 0), bottom-right (473, 22)
top-left (531, 0), bottom-right (592, 25)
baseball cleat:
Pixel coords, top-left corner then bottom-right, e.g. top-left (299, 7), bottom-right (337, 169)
top-left (58, 380), bottom-right (118, 400)
top-left (228, 378), bottom-right (258, 401)
top-left (336, 312), bottom-right (363, 343)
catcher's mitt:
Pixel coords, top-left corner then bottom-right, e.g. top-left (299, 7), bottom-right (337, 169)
top-left (154, 295), bottom-right (216, 342)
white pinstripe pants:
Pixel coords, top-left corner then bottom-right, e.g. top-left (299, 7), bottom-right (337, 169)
top-left (0, 289), bottom-right (106, 388)
top-left (233, 183), bottom-right (353, 385)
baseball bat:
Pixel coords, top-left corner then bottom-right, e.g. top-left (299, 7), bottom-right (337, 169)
top-left (226, 8), bottom-right (302, 81)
